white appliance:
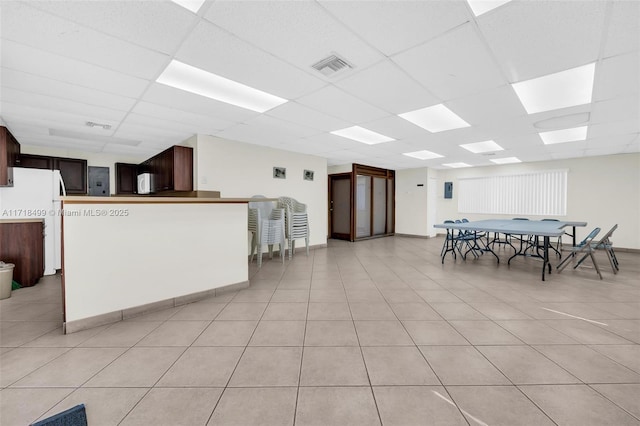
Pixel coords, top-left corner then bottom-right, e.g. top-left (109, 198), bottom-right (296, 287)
top-left (137, 173), bottom-right (153, 194)
top-left (0, 168), bottom-right (66, 275)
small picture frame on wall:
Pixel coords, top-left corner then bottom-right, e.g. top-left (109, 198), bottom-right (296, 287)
top-left (303, 169), bottom-right (314, 181)
top-left (273, 167), bottom-right (287, 179)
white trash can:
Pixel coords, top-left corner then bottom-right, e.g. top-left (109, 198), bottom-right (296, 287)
top-left (0, 262), bottom-right (15, 300)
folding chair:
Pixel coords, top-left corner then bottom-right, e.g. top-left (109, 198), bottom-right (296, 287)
top-left (557, 227), bottom-right (602, 279)
top-left (454, 220), bottom-right (480, 260)
top-left (588, 224), bottom-right (619, 274)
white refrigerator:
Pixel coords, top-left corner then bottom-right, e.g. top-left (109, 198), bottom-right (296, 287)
top-left (0, 168), bottom-right (66, 275)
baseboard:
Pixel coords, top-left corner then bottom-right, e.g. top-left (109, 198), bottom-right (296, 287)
top-left (612, 247), bottom-right (639, 253)
top-left (63, 280), bottom-right (250, 334)
top-left (394, 233), bottom-right (436, 239)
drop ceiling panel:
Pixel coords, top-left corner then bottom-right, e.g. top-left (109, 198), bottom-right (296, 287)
top-left (603, 1), bottom-right (640, 58)
top-left (393, 23), bottom-right (506, 100)
top-left (318, 0), bottom-right (469, 56)
top-left (0, 101), bottom-right (119, 132)
top-left (477, 0), bottom-right (606, 81)
top-left (446, 85), bottom-right (527, 126)
top-left (2, 41), bottom-right (149, 98)
top-left (360, 115), bottom-right (432, 141)
top-left (176, 20), bottom-right (326, 100)
top-left (27, 1), bottom-right (196, 54)
top-left (142, 83), bottom-right (259, 123)
top-left (336, 60), bottom-right (439, 114)
top-left (131, 102), bottom-right (235, 132)
top-left (266, 102), bottom-right (350, 132)
top-left (204, 1), bottom-right (383, 71)
top-left (593, 52), bottom-right (640, 102)
top-left (296, 86), bottom-right (389, 124)
top-left (1, 2), bottom-right (168, 80)
top-left (586, 132), bottom-right (638, 149)
top-left (113, 123), bottom-right (193, 144)
top-left (588, 120), bottom-right (640, 139)
top-left (1, 68), bottom-right (137, 112)
top-left (591, 96), bottom-right (639, 124)
top-left (101, 143), bottom-right (159, 157)
top-left (2, 87), bottom-right (128, 123)
top-left (303, 133), bottom-right (366, 152)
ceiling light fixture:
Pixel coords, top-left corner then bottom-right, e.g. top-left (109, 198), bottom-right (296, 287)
top-left (459, 140), bottom-right (504, 153)
top-left (170, 0), bottom-right (206, 13)
top-left (533, 112), bottom-right (590, 129)
top-left (539, 126), bottom-right (588, 145)
top-left (443, 162), bottom-right (472, 168)
top-left (330, 126), bottom-right (395, 145)
top-left (156, 60), bottom-right (288, 113)
top-left (398, 104), bottom-right (470, 133)
top-left (403, 150), bottom-right (444, 160)
top-left (467, 0), bottom-right (512, 16)
top-left (511, 62), bottom-right (596, 114)
top-left (490, 157), bottom-right (521, 164)
top-left (85, 121), bottom-right (112, 130)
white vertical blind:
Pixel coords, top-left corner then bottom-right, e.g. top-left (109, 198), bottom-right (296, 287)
top-left (458, 170), bottom-right (567, 215)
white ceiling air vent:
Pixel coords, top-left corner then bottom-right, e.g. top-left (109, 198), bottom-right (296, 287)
top-left (311, 53), bottom-right (353, 78)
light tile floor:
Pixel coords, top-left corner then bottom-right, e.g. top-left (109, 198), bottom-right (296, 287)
top-left (1, 236), bottom-right (639, 425)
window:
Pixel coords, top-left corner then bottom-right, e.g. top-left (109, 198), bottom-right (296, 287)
top-left (458, 170), bottom-right (567, 216)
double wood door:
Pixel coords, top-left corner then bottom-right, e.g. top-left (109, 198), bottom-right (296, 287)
top-left (329, 164), bottom-right (395, 241)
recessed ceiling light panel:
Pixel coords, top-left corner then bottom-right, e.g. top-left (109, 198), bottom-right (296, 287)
top-left (443, 162), bottom-right (472, 168)
top-left (402, 150), bottom-right (444, 160)
top-left (490, 157), bottom-right (521, 164)
top-left (467, 0), bottom-right (512, 16)
top-left (460, 140), bottom-right (504, 153)
top-left (398, 104), bottom-right (471, 133)
top-left (330, 126), bottom-right (395, 145)
top-left (539, 126), bottom-right (588, 145)
top-left (156, 60), bottom-right (287, 113)
top-left (171, 0), bottom-right (206, 13)
top-left (511, 63), bottom-right (595, 114)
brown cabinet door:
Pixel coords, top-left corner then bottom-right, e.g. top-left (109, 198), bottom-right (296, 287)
top-left (0, 221), bottom-right (44, 287)
top-left (173, 146), bottom-right (193, 191)
top-left (54, 157), bottom-right (87, 194)
top-left (115, 163), bottom-right (138, 194)
top-left (17, 154), bottom-right (53, 170)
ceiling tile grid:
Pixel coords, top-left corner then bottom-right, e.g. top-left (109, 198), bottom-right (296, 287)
top-left (0, 0), bottom-right (637, 168)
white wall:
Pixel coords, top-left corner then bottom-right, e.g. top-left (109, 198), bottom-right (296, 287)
top-left (20, 145), bottom-right (147, 195)
top-left (395, 168), bottom-right (429, 236)
top-left (63, 201), bottom-right (248, 323)
top-left (433, 153), bottom-right (640, 249)
top-left (328, 164), bottom-right (352, 174)
top-left (194, 135), bottom-right (328, 246)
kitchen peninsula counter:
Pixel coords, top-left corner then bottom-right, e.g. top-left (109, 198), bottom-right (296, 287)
top-left (61, 196), bottom-right (260, 333)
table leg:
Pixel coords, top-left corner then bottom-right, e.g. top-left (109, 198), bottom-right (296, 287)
top-left (542, 236), bottom-right (550, 281)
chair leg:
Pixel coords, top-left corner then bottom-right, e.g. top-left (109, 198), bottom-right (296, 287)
top-left (250, 232), bottom-right (257, 263)
top-left (305, 237), bottom-right (309, 256)
top-left (590, 252), bottom-right (603, 279)
top-left (257, 242), bottom-right (263, 268)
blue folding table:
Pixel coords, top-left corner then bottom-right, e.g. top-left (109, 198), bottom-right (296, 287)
top-left (434, 219), bottom-right (586, 281)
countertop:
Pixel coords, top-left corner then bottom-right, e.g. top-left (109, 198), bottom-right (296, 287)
top-left (0, 218), bottom-right (45, 224)
top-left (61, 196), bottom-right (278, 204)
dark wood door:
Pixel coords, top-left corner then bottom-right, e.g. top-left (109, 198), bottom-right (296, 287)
top-left (16, 154), bottom-right (53, 170)
top-left (115, 163), bottom-right (138, 194)
top-left (54, 157), bottom-right (87, 194)
top-left (0, 221), bottom-right (44, 287)
top-left (329, 173), bottom-right (353, 241)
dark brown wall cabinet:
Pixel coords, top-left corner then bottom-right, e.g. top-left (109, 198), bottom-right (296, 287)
top-left (0, 126), bottom-right (21, 186)
top-left (17, 154), bottom-right (87, 195)
top-left (54, 157), bottom-right (87, 194)
top-left (0, 220), bottom-right (44, 287)
top-left (139, 145), bottom-right (193, 193)
top-left (115, 162), bottom-right (139, 194)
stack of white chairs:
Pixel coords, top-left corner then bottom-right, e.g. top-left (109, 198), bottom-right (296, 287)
top-left (277, 196), bottom-right (309, 259)
top-left (248, 196), bottom-right (285, 268)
